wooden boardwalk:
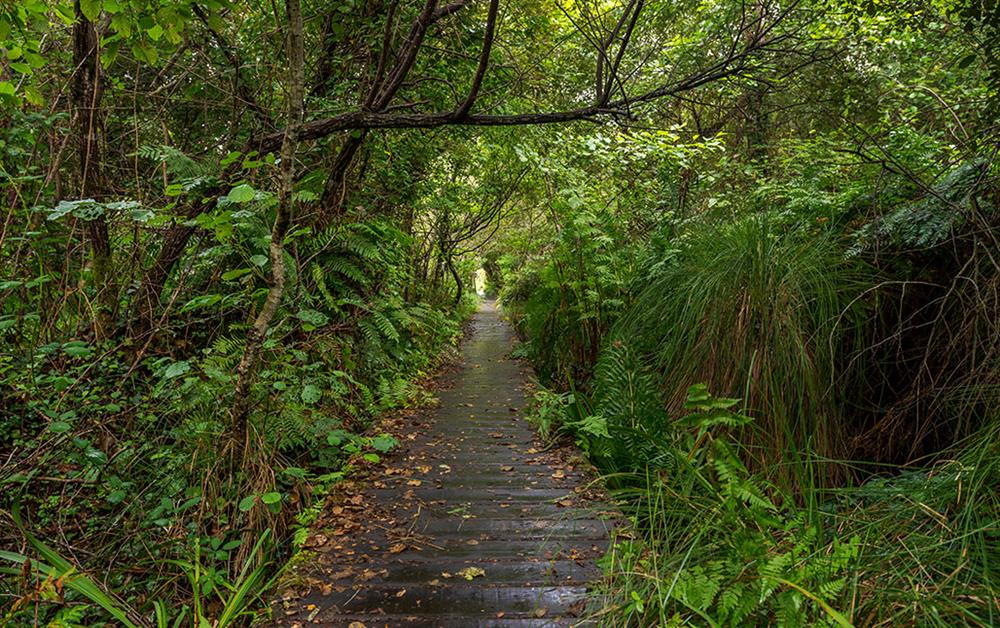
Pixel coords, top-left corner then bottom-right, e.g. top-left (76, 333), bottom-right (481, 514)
top-left (272, 301), bottom-right (615, 627)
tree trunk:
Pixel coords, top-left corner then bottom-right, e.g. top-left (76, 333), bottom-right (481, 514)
top-left (229, 0), bottom-right (306, 457)
top-left (446, 251), bottom-right (463, 307)
top-left (317, 132), bottom-right (366, 223)
top-left (73, 0), bottom-right (116, 339)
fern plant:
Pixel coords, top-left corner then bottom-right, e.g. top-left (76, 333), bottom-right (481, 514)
top-left (595, 385), bottom-right (858, 627)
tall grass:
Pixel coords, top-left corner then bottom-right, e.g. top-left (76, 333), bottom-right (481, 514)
top-left (613, 216), bottom-right (870, 482)
top-left (586, 390), bottom-right (1000, 626)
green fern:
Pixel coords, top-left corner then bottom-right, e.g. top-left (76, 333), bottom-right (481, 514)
top-left (327, 257), bottom-right (368, 286)
top-left (133, 144), bottom-right (203, 178)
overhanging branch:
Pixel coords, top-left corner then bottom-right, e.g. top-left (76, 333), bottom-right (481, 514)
top-left (253, 26), bottom-right (784, 153)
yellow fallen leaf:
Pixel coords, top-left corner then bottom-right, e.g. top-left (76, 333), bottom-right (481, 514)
top-left (457, 566), bottom-right (486, 580)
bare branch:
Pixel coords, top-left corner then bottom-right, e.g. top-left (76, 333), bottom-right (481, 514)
top-left (456, 0), bottom-right (501, 116)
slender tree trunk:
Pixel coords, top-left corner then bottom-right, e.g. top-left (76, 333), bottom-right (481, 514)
top-left (229, 0), bottom-right (306, 457)
top-left (73, 0), bottom-right (115, 339)
top-left (445, 250), bottom-right (463, 307)
top-left (317, 133), bottom-right (366, 222)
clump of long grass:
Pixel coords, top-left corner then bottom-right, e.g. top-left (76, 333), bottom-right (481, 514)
top-left (589, 394), bottom-right (1000, 627)
top-left (614, 215), bottom-right (870, 481)
top-left (838, 418), bottom-right (1000, 626)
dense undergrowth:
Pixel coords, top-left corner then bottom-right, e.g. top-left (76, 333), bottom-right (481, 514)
top-left (1, 205), bottom-right (477, 623)
top-left (505, 141), bottom-right (1000, 624)
top-left (497, 38), bottom-right (1000, 621)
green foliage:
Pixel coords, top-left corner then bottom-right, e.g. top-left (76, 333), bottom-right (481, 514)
top-left (0, 209), bottom-right (468, 623)
top-left (850, 159), bottom-right (995, 254)
top-left (613, 216), bottom-right (869, 478)
top-left (594, 386), bottom-right (859, 626)
top-left (497, 54), bottom-right (999, 624)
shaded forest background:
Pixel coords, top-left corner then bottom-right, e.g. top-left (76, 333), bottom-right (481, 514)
top-left (1, 0), bottom-right (999, 624)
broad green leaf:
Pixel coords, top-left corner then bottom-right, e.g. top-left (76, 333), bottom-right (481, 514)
top-left (301, 384), bottom-right (321, 404)
top-left (163, 361), bottom-right (190, 378)
top-left (226, 183), bottom-right (255, 203)
top-left (80, 0), bottom-right (101, 21)
top-left (261, 492), bottom-right (281, 505)
top-left (371, 435), bottom-right (397, 453)
top-left (296, 309), bottom-right (329, 326)
top-left (222, 268), bottom-right (252, 281)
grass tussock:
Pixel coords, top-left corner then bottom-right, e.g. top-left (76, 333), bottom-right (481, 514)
top-left (616, 217), bottom-right (869, 479)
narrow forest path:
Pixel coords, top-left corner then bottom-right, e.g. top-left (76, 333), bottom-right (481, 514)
top-left (273, 301), bottom-right (615, 627)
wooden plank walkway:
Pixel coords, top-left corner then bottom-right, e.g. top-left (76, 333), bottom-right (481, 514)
top-left (272, 301), bottom-right (615, 627)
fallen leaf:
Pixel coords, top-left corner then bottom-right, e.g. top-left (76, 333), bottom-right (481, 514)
top-left (441, 572), bottom-right (453, 578)
top-left (496, 612), bottom-right (506, 618)
top-left (348, 623), bottom-right (367, 628)
top-left (457, 566), bottom-right (486, 580)
top-left (533, 608), bottom-right (548, 618)
top-left (557, 499), bottom-right (573, 507)
top-left (551, 470), bottom-right (566, 479)
top-left (395, 588), bottom-right (407, 598)
top-left (406, 479), bottom-right (422, 486)
top-left (500, 465), bottom-right (514, 472)
top-left (389, 543), bottom-right (406, 554)
top-left (304, 533), bottom-right (328, 548)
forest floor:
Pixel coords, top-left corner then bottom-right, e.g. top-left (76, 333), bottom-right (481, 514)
top-left (270, 301), bottom-right (617, 627)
